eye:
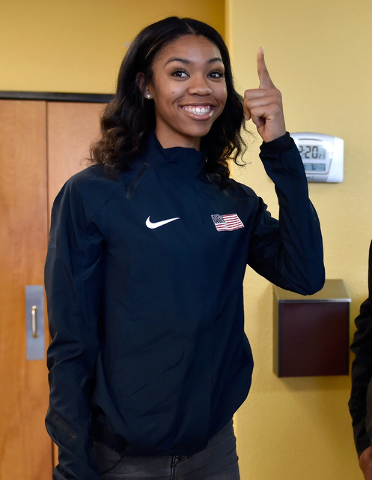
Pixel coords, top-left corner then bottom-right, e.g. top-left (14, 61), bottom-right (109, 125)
top-left (172, 69), bottom-right (189, 78)
top-left (208, 70), bottom-right (225, 79)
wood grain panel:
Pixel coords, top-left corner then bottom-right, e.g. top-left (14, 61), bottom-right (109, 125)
top-left (47, 102), bottom-right (104, 220)
top-left (0, 100), bottom-right (52, 479)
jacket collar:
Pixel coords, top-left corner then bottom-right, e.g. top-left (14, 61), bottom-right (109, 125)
top-left (142, 131), bottom-right (207, 180)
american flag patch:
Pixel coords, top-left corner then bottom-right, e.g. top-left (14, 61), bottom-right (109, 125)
top-left (211, 213), bottom-right (244, 231)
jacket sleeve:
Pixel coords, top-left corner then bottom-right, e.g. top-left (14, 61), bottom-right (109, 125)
top-left (246, 132), bottom-right (325, 295)
top-left (349, 241), bottom-right (372, 457)
top-left (45, 179), bottom-right (105, 480)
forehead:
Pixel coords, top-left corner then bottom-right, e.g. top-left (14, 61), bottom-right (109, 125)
top-left (154, 35), bottom-right (223, 65)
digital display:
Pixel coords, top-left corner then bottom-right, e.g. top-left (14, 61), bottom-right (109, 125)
top-left (304, 163), bottom-right (326, 172)
top-left (299, 144), bottom-right (327, 160)
top-left (291, 132), bottom-right (344, 182)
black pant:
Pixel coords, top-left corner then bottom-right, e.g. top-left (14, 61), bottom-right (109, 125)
top-left (93, 420), bottom-right (240, 479)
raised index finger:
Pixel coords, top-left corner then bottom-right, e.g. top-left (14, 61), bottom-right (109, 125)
top-left (257, 47), bottom-right (275, 89)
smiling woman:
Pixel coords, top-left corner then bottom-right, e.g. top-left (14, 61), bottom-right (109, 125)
top-left (44, 16), bottom-right (325, 480)
top-left (89, 17), bottom-right (245, 187)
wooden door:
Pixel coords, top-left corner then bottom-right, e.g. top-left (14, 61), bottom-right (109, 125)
top-left (0, 99), bottom-right (105, 478)
top-left (47, 102), bottom-right (105, 215)
top-left (0, 100), bottom-right (51, 480)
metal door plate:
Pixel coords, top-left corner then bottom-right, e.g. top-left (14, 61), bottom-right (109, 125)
top-left (25, 285), bottom-right (45, 360)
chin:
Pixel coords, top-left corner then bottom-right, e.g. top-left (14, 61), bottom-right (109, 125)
top-left (184, 125), bottom-right (213, 140)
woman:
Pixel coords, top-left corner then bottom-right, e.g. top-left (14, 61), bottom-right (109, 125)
top-left (45, 16), bottom-right (325, 480)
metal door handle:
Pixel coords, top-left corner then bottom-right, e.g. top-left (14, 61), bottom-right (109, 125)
top-left (31, 305), bottom-right (38, 338)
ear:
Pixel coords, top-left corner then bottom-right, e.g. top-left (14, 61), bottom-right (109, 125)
top-left (136, 73), bottom-right (149, 98)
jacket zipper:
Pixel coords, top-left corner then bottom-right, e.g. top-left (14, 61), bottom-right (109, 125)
top-left (126, 162), bottom-right (150, 199)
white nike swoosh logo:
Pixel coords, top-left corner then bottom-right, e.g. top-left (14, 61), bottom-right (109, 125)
top-left (146, 216), bottom-right (180, 229)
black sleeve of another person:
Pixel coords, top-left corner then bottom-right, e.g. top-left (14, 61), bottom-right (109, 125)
top-left (349, 241), bottom-right (372, 457)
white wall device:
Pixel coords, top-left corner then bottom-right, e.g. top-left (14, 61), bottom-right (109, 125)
top-left (291, 132), bottom-right (344, 183)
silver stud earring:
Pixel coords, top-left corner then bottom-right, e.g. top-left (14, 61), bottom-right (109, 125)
top-left (145, 93), bottom-right (152, 99)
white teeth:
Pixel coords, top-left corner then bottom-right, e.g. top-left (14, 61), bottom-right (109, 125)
top-left (183, 106), bottom-right (213, 115)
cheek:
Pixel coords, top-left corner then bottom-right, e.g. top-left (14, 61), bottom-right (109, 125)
top-left (157, 86), bottom-right (179, 104)
top-left (221, 87), bottom-right (228, 105)
top-left (218, 97), bottom-right (227, 115)
top-left (214, 83), bottom-right (227, 107)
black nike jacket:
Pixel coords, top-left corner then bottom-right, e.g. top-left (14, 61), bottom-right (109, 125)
top-left (45, 132), bottom-right (325, 480)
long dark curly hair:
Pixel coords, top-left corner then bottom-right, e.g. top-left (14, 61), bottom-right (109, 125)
top-left (90, 17), bottom-right (247, 186)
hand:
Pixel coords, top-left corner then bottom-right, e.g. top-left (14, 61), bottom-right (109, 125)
top-left (243, 47), bottom-right (286, 143)
top-left (360, 446), bottom-right (372, 480)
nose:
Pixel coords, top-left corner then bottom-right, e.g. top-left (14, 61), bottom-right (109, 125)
top-left (187, 75), bottom-right (212, 95)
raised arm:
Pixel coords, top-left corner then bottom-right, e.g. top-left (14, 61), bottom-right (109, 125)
top-left (243, 49), bottom-right (324, 295)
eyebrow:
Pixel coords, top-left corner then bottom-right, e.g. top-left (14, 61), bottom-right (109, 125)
top-left (164, 57), bottom-right (224, 66)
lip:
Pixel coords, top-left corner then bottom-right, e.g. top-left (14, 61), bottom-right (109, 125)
top-left (180, 104), bottom-right (216, 120)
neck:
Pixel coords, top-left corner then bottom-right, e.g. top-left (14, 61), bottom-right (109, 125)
top-left (155, 128), bottom-right (201, 151)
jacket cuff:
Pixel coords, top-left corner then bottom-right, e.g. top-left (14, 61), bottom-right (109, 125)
top-left (260, 132), bottom-right (294, 155)
top-left (356, 435), bottom-right (371, 458)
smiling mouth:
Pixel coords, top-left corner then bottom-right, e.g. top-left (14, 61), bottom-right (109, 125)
top-left (181, 105), bottom-right (215, 117)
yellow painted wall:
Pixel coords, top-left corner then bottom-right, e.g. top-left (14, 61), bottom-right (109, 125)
top-left (0, 0), bottom-right (224, 93)
top-left (227, 0), bottom-right (371, 478)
